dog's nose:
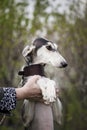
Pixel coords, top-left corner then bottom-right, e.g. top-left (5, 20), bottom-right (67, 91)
top-left (61, 61), bottom-right (68, 67)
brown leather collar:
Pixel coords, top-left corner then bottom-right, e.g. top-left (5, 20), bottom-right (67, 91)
top-left (18, 64), bottom-right (45, 77)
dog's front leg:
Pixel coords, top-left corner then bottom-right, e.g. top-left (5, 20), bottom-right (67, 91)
top-left (37, 77), bottom-right (56, 104)
top-left (52, 98), bottom-right (63, 125)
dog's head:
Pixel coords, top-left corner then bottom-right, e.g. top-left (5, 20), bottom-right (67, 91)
top-left (22, 38), bottom-right (67, 68)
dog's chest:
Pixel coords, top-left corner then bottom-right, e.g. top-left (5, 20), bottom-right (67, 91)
top-left (18, 64), bottom-right (57, 104)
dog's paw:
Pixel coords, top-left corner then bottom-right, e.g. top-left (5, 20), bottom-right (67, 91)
top-left (37, 77), bottom-right (56, 104)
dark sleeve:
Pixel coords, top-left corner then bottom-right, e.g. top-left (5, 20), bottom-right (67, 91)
top-left (0, 88), bottom-right (16, 114)
top-left (0, 88), bottom-right (4, 100)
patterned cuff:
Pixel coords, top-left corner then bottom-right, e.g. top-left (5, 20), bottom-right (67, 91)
top-left (0, 88), bottom-right (4, 100)
top-left (0, 88), bottom-right (16, 112)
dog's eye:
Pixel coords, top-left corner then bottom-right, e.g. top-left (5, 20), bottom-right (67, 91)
top-left (46, 45), bottom-right (53, 51)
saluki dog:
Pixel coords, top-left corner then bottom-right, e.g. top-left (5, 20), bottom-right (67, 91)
top-left (18, 38), bottom-right (67, 130)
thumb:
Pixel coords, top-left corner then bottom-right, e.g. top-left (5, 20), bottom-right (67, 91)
top-left (27, 75), bottom-right (41, 83)
top-left (32, 75), bottom-right (41, 82)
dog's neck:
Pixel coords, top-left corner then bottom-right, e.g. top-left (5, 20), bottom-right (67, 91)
top-left (18, 64), bottom-right (45, 77)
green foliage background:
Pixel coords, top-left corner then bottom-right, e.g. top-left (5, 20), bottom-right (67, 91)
top-left (0, 0), bottom-right (87, 130)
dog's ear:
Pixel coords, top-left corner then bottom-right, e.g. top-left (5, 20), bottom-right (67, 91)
top-left (22, 45), bottom-right (35, 64)
top-left (22, 45), bottom-right (35, 57)
top-left (54, 43), bottom-right (58, 50)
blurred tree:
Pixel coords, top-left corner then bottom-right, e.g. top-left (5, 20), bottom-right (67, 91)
top-left (0, 0), bottom-right (29, 87)
top-left (57, 1), bottom-right (87, 130)
top-left (0, 0), bottom-right (87, 130)
top-left (0, 0), bottom-right (29, 130)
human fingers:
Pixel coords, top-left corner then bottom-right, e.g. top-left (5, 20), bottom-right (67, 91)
top-left (32, 75), bottom-right (41, 83)
top-left (27, 75), bottom-right (41, 84)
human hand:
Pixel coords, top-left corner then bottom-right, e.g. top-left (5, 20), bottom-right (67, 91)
top-left (16, 75), bottom-right (42, 100)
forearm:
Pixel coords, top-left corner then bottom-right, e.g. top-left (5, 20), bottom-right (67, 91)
top-left (0, 76), bottom-right (43, 113)
top-left (0, 88), bottom-right (16, 113)
top-left (15, 87), bottom-right (42, 100)
top-left (0, 87), bottom-right (42, 114)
